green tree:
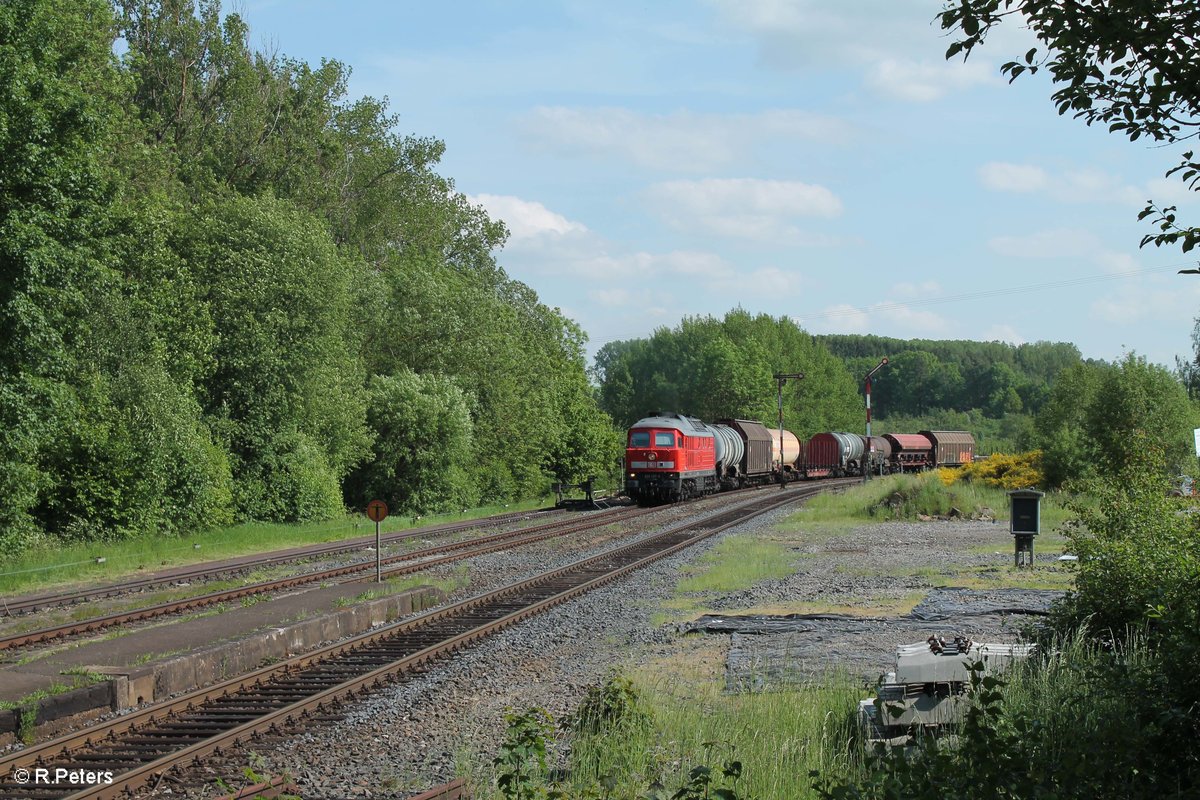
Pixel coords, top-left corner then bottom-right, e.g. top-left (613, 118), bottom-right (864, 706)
top-left (884, 351), bottom-right (961, 416)
top-left (346, 371), bottom-right (474, 516)
top-left (1084, 352), bottom-right (1197, 476)
top-left (817, 334), bottom-right (1071, 419)
top-left (938, 0), bottom-right (1200, 253)
top-left (1176, 318), bottom-right (1200, 400)
top-left (0, 0), bottom-right (124, 552)
top-left (983, 362), bottom-right (1024, 417)
top-left (0, 0), bottom-right (616, 553)
top-left (182, 194), bottom-right (370, 521)
top-left (593, 310), bottom-right (860, 434)
top-left (1035, 361), bottom-right (1106, 486)
top-left (1035, 354), bottom-right (1197, 485)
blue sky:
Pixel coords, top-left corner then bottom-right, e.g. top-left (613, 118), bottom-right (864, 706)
top-left (240, 0), bottom-right (1200, 368)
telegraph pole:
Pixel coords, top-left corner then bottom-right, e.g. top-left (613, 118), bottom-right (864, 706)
top-left (863, 358), bottom-right (889, 483)
top-left (773, 372), bottom-right (804, 488)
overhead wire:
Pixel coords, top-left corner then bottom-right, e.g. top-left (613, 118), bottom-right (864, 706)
top-left (788, 262), bottom-right (1194, 322)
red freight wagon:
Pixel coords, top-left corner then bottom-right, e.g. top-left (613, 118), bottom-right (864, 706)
top-left (882, 433), bottom-right (933, 471)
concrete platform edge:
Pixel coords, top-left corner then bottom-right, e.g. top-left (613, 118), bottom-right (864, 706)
top-left (4, 585), bottom-right (444, 746)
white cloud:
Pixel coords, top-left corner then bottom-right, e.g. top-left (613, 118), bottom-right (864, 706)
top-left (796, 299), bottom-right (951, 337)
top-left (588, 288), bottom-right (632, 307)
top-left (711, 265), bottom-right (806, 297)
top-left (644, 178), bottom-right (842, 243)
top-left (508, 232), bottom-right (739, 284)
top-left (979, 162), bottom-right (1049, 193)
top-left (987, 227), bottom-right (1147, 276)
top-left (865, 57), bottom-right (997, 102)
top-left (982, 325), bottom-right (1027, 346)
top-left (469, 193), bottom-right (587, 240)
top-left (1090, 280), bottom-right (1200, 326)
top-left (799, 304), bottom-right (868, 333)
top-left (708, 0), bottom-right (1020, 100)
top-left (1144, 176), bottom-right (1200, 207)
top-left (522, 107), bottom-right (851, 172)
top-left (1095, 251), bottom-right (1140, 273)
top-left (987, 228), bottom-right (1103, 260)
top-left (892, 280), bottom-right (943, 299)
top-left (1058, 169), bottom-right (1145, 206)
top-left (978, 162), bottom-right (1176, 208)
top-left (875, 302), bottom-right (952, 335)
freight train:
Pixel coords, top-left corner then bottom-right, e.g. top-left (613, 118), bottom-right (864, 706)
top-left (623, 411), bottom-right (975, 504)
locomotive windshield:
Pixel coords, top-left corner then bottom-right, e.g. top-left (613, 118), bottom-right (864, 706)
top-left (629, 431), bottom-right (681, 447)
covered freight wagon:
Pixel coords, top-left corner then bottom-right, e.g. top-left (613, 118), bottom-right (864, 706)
top-left (715, 418), bottom-right (775, 481)
top-left (921, 430), bottom-right (976, 467)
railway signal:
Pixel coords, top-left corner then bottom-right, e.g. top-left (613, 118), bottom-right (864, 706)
top-left (773, 372), bottom-right (805, 488)
top-left (863, 358), bottom-right (889, 483)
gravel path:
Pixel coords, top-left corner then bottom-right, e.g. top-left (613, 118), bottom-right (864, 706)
top-left (160, 501), bottom-right (1069, 799)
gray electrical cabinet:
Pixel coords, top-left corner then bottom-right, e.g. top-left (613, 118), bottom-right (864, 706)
top-left (1008, 489), bottom-right (1044, 567)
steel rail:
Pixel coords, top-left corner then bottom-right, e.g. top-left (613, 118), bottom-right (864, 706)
top-left (0, 483), bottom-right (842, 800)
top-left (0, 506), bottom-right (648, 652)
top-left (405, 778), bottom-right (468, 800)
top-left (1, 507), bottom-right (562, 617)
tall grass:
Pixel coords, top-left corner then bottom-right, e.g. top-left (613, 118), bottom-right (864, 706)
top-left (990, 629), bottom-right (1172, 795)
top-left (563, 672), bottom-right (864, 800)
top-left (792, 473), bottom-right (1072, 530)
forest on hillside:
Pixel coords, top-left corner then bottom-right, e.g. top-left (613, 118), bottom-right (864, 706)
top-left (594, 314), bottom-right (1081, 438)
top-left (594, 312), bottom-right (1199, 486)
top-left (0, 0), bottom-right (618, 556)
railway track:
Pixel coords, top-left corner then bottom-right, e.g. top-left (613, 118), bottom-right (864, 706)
top-left (0, 507), bottom-right (564, 617)
top-left (0, 505), bottom-right (653, 653)
top-left (0, 482), bottom-right (844, 800)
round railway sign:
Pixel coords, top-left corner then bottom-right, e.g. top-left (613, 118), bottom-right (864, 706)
top-left (366, 499), bottom-right (388, 523)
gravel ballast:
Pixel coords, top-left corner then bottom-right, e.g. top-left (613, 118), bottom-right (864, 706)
top-left (163, 499), bottom-right (1069, 799)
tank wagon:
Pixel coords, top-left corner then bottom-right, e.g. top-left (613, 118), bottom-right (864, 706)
top-left (803, 432), bottom-right (864, 478)
top-left (766, 428), bottom-right (802, 478)
top-left (866, 435), bottom-right (892, 475)
top-left (624, 412), bottom-right (976, 503)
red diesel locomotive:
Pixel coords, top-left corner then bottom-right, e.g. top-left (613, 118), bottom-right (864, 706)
top-left (624, 412), bottom-right (717, 502)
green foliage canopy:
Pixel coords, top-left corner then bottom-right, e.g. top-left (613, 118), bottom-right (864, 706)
top-left (0, 0), bottom-right (618, 555)
top-left (938, 0), bottom-right (1200, 253)
top-left (1036, 353), bottom-right (1198, 485)
top-left (594, 311), bottom-right (861, 435)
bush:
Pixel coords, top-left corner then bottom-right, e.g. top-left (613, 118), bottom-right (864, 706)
top-left (866, 473), bottom-right (996, 520)
top-left (941, 451), bottom-right (1045, 490)
top-left (569, 674), bottom-right (648, 736)
top-left (813, 632), bottom-right (1199, 800)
